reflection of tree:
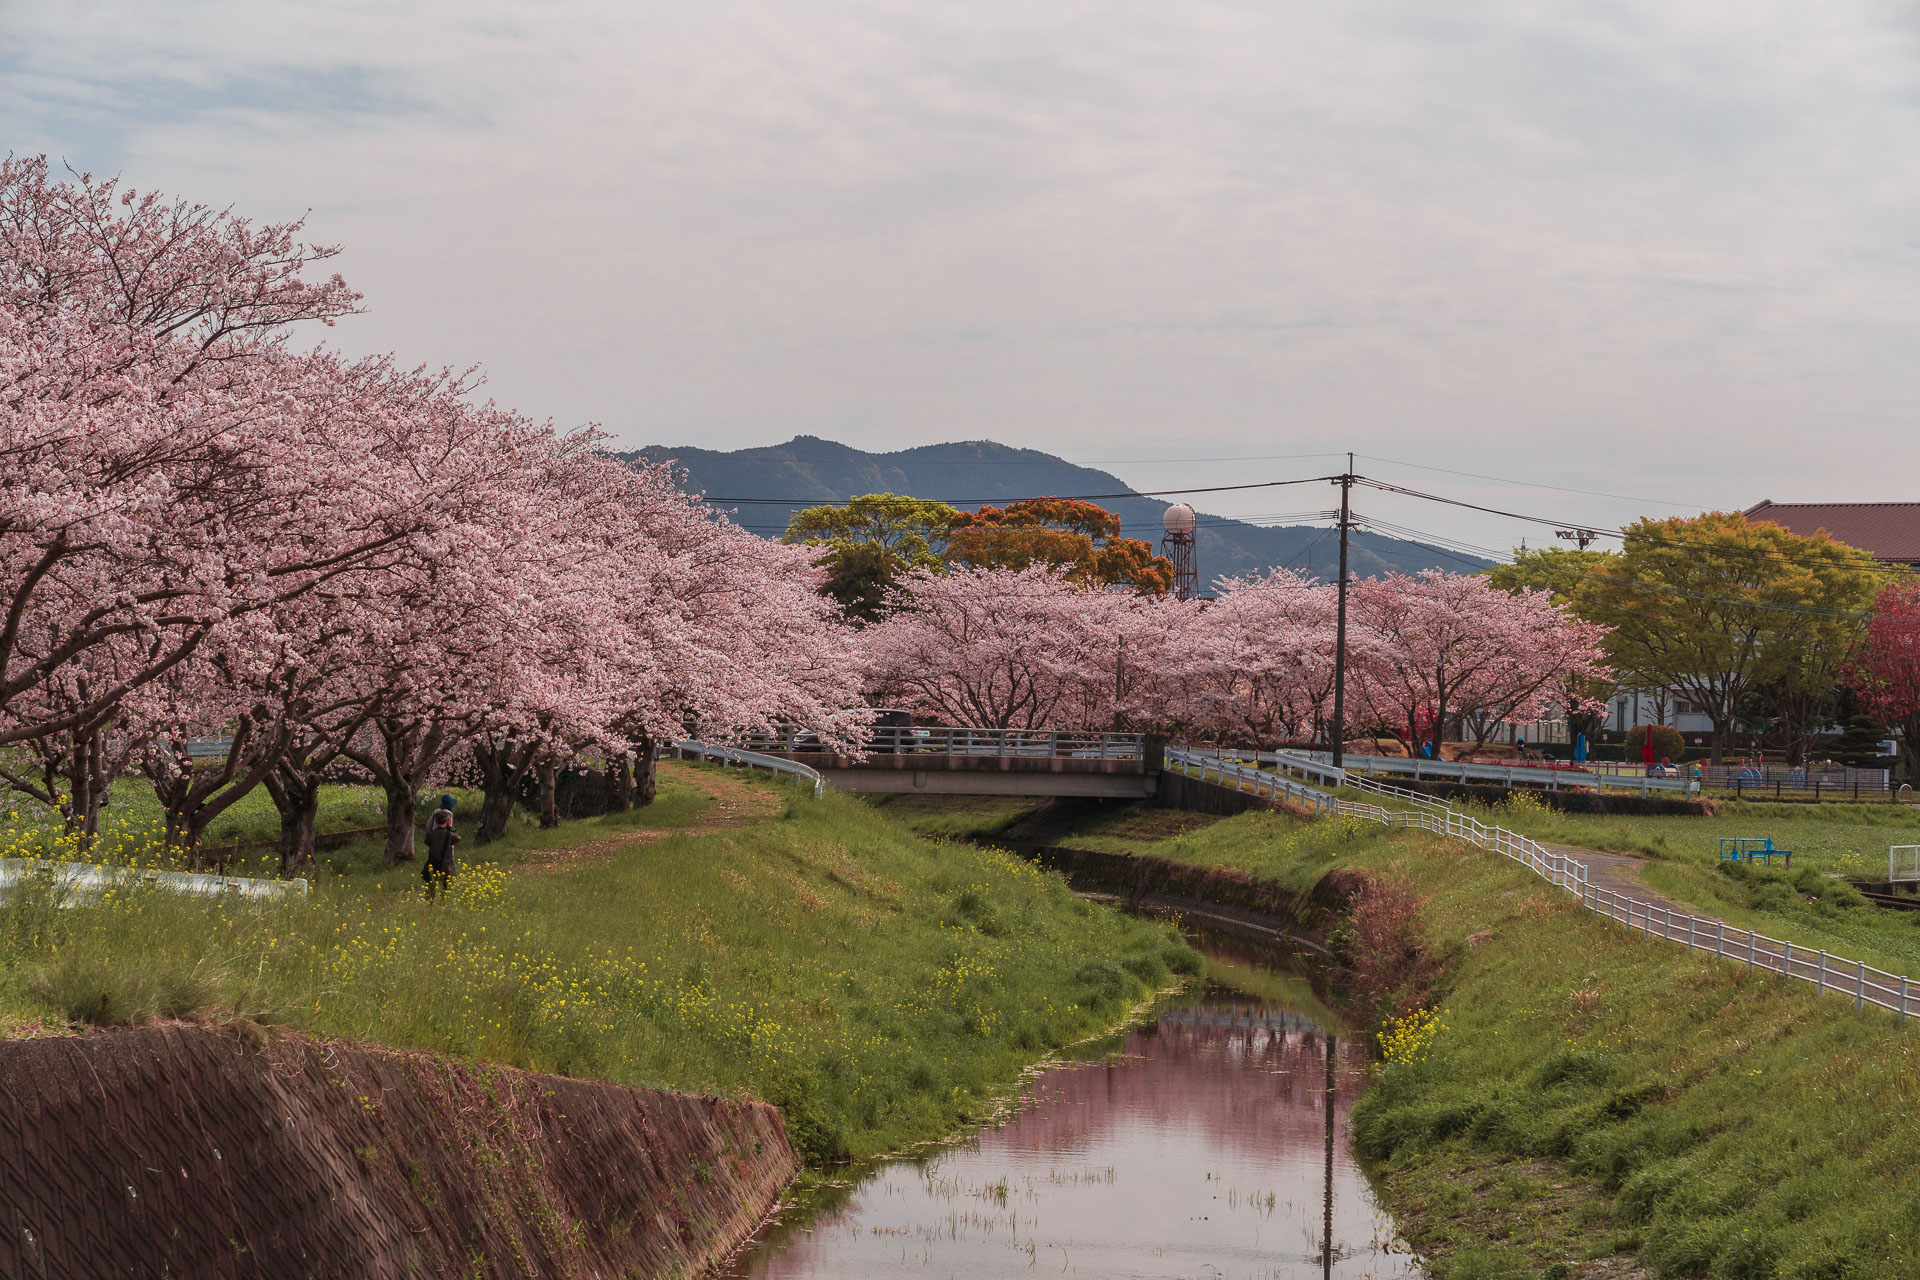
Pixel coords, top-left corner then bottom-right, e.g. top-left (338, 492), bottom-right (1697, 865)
top-left (728, 1003), bottom-right (1402, 1280)
top-left (986, 1005), bottom-right (1367, 1162)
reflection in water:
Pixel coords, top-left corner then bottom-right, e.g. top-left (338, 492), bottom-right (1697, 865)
top-left (726, 988), bottom-right (1422, 1279)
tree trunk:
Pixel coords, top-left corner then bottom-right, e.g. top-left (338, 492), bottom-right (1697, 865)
top-left (472, 736), bottom-right (539, 843)
top-left (265, 768), bottom-right (323, 875)
top-left (538, 762), bottom-right (560, 828)
top-left (1710, 718), bottom-right (1732, 766)
top-left (60, 726), bottom-right (111, 853)
top-left (634, 737), bottom-right (658, 807)
top-left (383, 786), bottom-right (418, 864)
top-left (346, 719), bottom-right (450, 865)
top-left (603, 754), bottom-right (633, 813)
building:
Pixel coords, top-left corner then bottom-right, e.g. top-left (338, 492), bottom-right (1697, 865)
top-left (1744, 501), bottom-right (1920, 567)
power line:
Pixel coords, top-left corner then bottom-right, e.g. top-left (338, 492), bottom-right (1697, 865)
top-left (1354, 453), bottom-right (1701, 511)
top-left (706, 475), bottom-right (1341, 506)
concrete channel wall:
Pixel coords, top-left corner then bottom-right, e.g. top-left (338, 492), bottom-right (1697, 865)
top-left (0, 1024), bottom-right (797, 1279)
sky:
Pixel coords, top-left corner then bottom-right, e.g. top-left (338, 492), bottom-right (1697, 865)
top-left (6, 0), bottom-right (1920, 556)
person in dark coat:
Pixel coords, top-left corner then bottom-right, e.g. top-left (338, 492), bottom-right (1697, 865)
top-left (423, 808), bottom-right (459, 900)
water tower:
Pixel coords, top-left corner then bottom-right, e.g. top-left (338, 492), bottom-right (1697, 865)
top-left (1161, 503), bottom-right (1198, 600)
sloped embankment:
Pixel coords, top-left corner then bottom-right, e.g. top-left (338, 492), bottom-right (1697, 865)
top-left (0, 1023), bottom-right (796, 1279)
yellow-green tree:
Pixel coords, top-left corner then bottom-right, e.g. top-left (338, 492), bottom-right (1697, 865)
top-left (1575, 513), bottom-right (1886, 763)
top-left (781, 493), bottom-right (960, 621)
top-left (1484, 546), bottom-right (1613, 606)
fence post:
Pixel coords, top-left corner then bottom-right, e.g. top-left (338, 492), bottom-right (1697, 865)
top-left (1856, 961), bottom-right (1865, 1011)
top-left (1747, 930), bottom-right (1754, 971)
top-left (1716, 921), bottom-right (1724, 959)
top-left (1903, 975), bottom-right (1910, 1020)
top-left (1783, 940), bottom-right (1791, 978)
top-left (1818, 950), bottom-right (1828, 996)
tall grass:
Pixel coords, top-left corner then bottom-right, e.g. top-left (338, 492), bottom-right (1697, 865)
top-left (0, 768), bottom-right (1195, 1164)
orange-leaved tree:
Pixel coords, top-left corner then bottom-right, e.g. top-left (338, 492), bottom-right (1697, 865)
top-left (946, 498), bottom-right (1174, 595)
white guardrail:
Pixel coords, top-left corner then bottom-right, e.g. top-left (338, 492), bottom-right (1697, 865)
top-left (0, 858), bottom-right (307, 904)
top-left (1166, 748), bottom-right (1920, 1022)
top-left (669, 739), bottom-right (826, 800)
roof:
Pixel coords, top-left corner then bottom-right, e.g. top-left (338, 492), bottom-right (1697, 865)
top-left (1744, 501), bottom-right (1920, 564)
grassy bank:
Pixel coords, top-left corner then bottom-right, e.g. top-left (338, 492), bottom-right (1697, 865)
top-left (1032, 799), bottom-right (1920, 1279)
top-left (0, 764), bottom-right (1195, 1165)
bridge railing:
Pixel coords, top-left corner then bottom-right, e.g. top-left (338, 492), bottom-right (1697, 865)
top-left (1176, 749), bottom-right (1920, 1022)
top-left (740, 725), bottom-right (1147, 760)
top-left (669, 739), bottom-right (826, 799)
top-left (1278, 748), bottom-right (1699, 797)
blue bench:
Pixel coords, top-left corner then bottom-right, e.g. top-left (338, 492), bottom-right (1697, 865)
top-left (1719, 836), bottom-right (1793, 869)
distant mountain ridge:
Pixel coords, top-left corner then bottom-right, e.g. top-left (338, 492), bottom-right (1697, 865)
top-left (623, 436), bottom-right (1487, 584)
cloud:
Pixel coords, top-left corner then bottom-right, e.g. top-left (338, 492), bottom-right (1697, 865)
top-left (5, 0), bottom-right (1920, 550)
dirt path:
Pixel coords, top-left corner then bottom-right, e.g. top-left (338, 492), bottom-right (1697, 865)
top-left (520, 762), bottom-right (781, 872)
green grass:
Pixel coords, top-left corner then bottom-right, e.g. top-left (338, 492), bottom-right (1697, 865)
top-left (0, 764), bottom-right (1196, 1165)
top-left (1474, 795), bottom-right (1920, 879)
top-left (1034, 801), bottom-right (1920, 1278)
top-left (863, 792), bottom-right (1046, 841)
top-left (2, 775), bottom-right (413, 872)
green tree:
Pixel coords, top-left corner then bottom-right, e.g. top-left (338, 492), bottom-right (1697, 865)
top-left (1484, 546), bottom-right (1613, 606)
top-left (782, 493), bottom-right (959, 566)
top-left (1575, 512), bottom-right (1887, 763)
top-left (781, 493), bottom-right (960, 622)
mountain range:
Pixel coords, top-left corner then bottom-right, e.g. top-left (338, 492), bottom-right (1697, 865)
top-left (623, 436), bottom-right (1487, 584)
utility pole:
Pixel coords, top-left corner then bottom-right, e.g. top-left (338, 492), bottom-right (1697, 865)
top-left (1330, 454), bottom-right (1353, 770)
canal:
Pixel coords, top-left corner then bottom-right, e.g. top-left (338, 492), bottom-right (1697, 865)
top-left (724, 943), bottom-right (1423, 1279)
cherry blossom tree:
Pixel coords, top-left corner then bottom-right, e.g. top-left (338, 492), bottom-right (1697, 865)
top-left (0, 157), bottom-right (376, 749)
top-left (1181, 571), bottom-right (1340, 745)
top-left (1349, 571), bottom-right (1609, 755)
top-left (866, 565), bottom-right (1139, 730)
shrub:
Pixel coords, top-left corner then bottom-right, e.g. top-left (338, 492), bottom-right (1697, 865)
top-left (1334, 880), bottom-right (1439, 1020)
top-left (1624, 724), bottom-right (1686, 764)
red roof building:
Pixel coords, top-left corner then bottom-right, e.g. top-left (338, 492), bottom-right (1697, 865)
top-left (1744, 501), bottom-right (1920, 567)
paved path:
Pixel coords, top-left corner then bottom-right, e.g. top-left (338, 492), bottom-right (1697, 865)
top-left (1540, 843), bottom-right (1918, 1014)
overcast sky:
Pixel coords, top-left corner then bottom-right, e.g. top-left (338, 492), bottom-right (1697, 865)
top-left (7, 1), bottom-right (1919, 554)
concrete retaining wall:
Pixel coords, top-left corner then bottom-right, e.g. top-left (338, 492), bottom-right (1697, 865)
top-left (0, 1024), bottom-right (796, 1279)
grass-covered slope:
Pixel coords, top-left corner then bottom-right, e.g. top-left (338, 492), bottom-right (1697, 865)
top-left (1022, 801), bottom-right (1920, 1280)
top-left (0, 765), bottom-right (1195, 1164)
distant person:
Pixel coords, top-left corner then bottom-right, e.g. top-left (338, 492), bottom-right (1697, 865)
top-left (437, 793), bottom-right (456, 816)
top-left (423, 809), bottom-right (459, 900)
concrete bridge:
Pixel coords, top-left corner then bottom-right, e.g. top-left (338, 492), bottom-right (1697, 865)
top-left (740, 726), bottom-right (1165, 799)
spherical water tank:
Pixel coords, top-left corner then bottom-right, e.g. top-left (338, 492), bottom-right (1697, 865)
top-left (1163, 503), bottom-right (1196, 536)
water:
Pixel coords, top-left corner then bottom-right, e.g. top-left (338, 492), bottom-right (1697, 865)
top-left (725, 952), bottom-right (1423, 1279)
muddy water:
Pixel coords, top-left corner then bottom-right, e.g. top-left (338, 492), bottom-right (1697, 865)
top-left (725, 957), bottom-right (1422, 1279)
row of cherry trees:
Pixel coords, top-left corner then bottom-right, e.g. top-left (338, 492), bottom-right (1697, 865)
top-left (0, 160), bottom-right (1619, 874)
top-left (0, 158), bottom-right (866, 870)
top-left (864, 565), bottom-right (1613, 746)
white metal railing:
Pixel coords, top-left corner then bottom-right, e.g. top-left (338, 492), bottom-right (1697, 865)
top-left (1182, 747), bottom-right (1450, 813)
top-left (1167, 747), bottom-right (1340, 816)
top-left (670, 739), bottom-right (826, 799)
top-left (1280, 749), bottom-right (1698, 797)
top-left (1176, 755), bottom-right (1920, 1023)
top-left (737, 725), bottom-right (1147, 761)
top-left (0, 857), bottom-right (308, 903)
